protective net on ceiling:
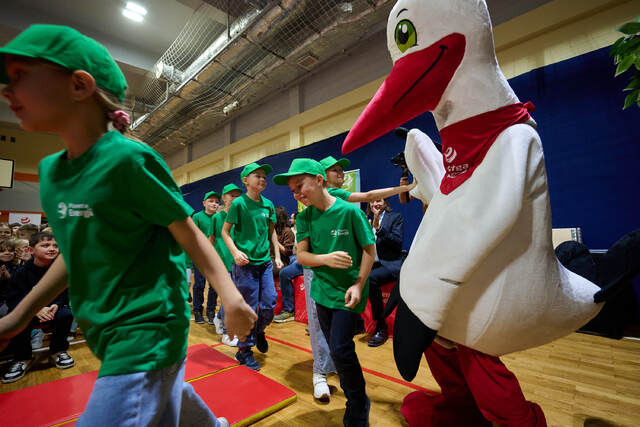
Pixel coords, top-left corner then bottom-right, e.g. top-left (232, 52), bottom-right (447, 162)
top-left (130, 0), bottom-right (391, 152)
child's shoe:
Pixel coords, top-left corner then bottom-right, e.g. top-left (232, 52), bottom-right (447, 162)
top-left (235, 350), bottom-right (260, 371)
top-left (256, 332), bottom-right (268, 353)
top-left (51, 351), bottom-right (75, 369)
top-left (222, 334), bottom-right (238, 347)
top-left (2, 359), bottom-right (33, 383)
top-left (206, 311), bottom-right (216, 325)
top-left (194, 311), bottom-right (205, 324)
top-left (218, 417), bottom-right (230, 427)
top-left (274, 311), bottom-right (294, 323)
top-left (213, 317), bottom-right (224, 335)
top-left (313, 372), bottom-right (331, 402)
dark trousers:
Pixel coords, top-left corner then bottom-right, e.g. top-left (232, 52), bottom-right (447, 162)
top-left (368, 262), bottom-right (397, 330)
top-left (192, 266), bottom-right (217, 314)
top-left (9, 305), bottom-right (73, 360)
top-left (279, 258), bottom-right (302, 313)
top-left (316, 303), bottom-right (369, 427)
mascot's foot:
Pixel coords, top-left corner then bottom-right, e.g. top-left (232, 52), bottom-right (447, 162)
top-left (393, 296), bottom-right (437, 381)
top-left (401, 390), bottom-right (491, 427)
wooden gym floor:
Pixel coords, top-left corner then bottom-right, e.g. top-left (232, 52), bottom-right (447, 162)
top-left (1, 316), bottom-right (639, 427)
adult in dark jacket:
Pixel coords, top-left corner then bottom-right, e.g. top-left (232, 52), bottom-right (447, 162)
top-left (367, 199), bottom-right (404, 347)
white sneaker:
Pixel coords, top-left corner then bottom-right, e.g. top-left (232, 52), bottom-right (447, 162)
top-left (313, 372), bottom-right (330, 402)
top-left (217, 417), bottom-right (230, 427)
top-left (221, 334), bottom-right (238, 347)
top-left (213, 317), bottom-right (223, 335)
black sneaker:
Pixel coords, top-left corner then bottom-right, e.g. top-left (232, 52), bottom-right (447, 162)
top-left (50, 351), bottom-right (75, 369)
top-left (206, 311), bottom-right (215, 325)
top-left (235, 350), bottom-right (260, 371)
top-left (256, 332), bottom-right (268, 353)
top-left (2, 359), bottom-right (32, 383)
top-left (194, 311), bottom-right (205, 324)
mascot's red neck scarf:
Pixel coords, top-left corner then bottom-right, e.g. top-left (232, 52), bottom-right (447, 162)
top-left (439, 102), bottom-right (534, 195)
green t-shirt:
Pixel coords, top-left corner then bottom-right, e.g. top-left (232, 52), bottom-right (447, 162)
top-left (225, 194), bottom-right (275, 265)
top-left (327, 186), bottom-right (351, 201)
top-left (192, 210), bottom-right (215, 237)
top-left (39, 131), bottom-right (193, 377)
top-left (209, 211), bottom-right (234, 272)
top-left (296, 197), bottom-right (375, 313)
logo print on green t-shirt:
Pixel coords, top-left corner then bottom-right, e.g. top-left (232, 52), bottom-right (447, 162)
top-left (57, 202), bottom-right (94, 219)
top-left (330, 229), bottom-right (350, 237)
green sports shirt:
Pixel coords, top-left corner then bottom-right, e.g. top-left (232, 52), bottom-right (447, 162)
top-left (327, 186), bottom-right (351, 200)
top-left (192, 210), bottom-right (215, 237)
top-left (225, 194), bottom-right (276, 265)
top-left (296, 197), bottom-right (375, 313)
top-left (39, 131), bottom-right (193, 377)
top-left (209, 211), bottom-right (234, 272)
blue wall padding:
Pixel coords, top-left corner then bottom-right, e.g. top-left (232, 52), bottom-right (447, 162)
top-left (181, 45), bottom-right (640, 252)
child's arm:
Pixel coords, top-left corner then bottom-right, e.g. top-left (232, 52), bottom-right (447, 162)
top-left (297, 238), bottom-right (353, 269)
top-left (0, 256), bottom-right (68, 351)
top-left (221, 222), bottom-right (249, 266)
top-left (346, 180), bottom-right (417, 203)
top-left (270, 223), bottom-right (283, 269)
top-left (344, 243), bottom-right (376, 309)
top-left (169, 217), bottom-right (256, 338)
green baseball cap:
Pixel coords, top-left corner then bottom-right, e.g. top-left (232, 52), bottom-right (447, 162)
top-left (203, 191), bottom-right (221, 201)
top-left (221, 183), bottom-right (243, 196)
top-left (273, 158), bottom-right (327, 185)
top-left (241, 162), bottom-right (273, 179)
top-left (320, 156), bottom-right (350, 170)
top-left (0, 24), bottom-right (128, 102)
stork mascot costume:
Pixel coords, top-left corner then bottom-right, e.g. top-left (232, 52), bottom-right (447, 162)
top-left (341, 0), bottom-right (634, 425)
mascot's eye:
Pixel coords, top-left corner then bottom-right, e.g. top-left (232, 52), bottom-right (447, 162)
top-left (395, 19), bottom-right (417, 53)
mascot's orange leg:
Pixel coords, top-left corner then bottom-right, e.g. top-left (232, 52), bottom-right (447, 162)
top-left (402, 343), bottom-right (546, 427)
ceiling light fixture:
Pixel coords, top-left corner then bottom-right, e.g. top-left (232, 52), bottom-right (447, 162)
top-left (123, 2), bottom-right (147, 22)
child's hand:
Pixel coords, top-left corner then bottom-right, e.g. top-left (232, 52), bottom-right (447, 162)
top-left (324, 251), bottom-right (352, 269)
top-left (233, 251), bottom-right (250, 266)
top-left (36, 304), bottom-right (58, 322)
top-left (0, 265), bottom-right (9, 280)
top-left (344, 284), bottom-right (362, 309)
top-left (407, 178), bottom-right (418, 190)
top-left (275, 256), bottom-right (284, 270)
top-left (224, 299), bottom-right (257, 340)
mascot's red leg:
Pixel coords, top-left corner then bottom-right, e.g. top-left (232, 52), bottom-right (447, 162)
top-left (401, 342), bottom-right (491, 426)
top-left (457, 345), bottom-right (547, 427)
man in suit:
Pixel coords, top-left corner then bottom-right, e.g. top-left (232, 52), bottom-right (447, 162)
top-left (367, 199), bottom-right (405, 347)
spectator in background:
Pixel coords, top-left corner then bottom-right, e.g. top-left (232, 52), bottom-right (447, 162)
top-left (273, 206), bottom-right (297, 324)
top-left (365, 199), bottom-right (404, 347)
top-left (273, 206), bottom-right (295, 274)
top-left (0, 239), bottom-right (19, 318)
top-left (16, 224), bottom-right (39, 241)
top-left (2, 233), bottom-right (75, 383)
top-left (13, 239), bottom-right (31, 264)
top-left (290, 212), bottom-right (298, 237)
top-left (0, 223), bottom-right (11, 240)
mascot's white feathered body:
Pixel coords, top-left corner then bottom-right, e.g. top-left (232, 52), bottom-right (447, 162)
top-left (342, 0), bottom-right (604, 380)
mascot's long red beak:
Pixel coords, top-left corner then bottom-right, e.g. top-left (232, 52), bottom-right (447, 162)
top-left (341, 33), bottom-right (465, 154)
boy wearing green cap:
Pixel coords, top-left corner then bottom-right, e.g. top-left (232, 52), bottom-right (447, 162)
top-left (0, 25), bottom-right (256, 427)
top-left (320, 155), bottom-right (416, 202)
top-left (209, 183), bottom-right (244, 346)
top-left (192, 190), bottom-right (221, 325)
top-left (274, 158), bottom-right (376, 426)
top-left (222, 163), bottom-right (283, 370)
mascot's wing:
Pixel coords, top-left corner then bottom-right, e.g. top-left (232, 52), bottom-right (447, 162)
top-left (404, 129), bottom-right (445, 204)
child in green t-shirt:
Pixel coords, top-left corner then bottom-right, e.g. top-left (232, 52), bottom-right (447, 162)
top-left (319, 155), bottom-right (417, 202)
top-left (274, 158), bottom-right (376, 427)
top-left (222, 163), bottom-right (283, 371)
top-left (209, 183), bottom-right (243, 346)
top-left (0, 24), bottom-right (256, 427)
top-left (192, 190), bottom-right (221, 325)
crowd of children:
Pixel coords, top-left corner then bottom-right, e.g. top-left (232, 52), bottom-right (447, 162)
top-left (0, 23), bottom-right (419, 426)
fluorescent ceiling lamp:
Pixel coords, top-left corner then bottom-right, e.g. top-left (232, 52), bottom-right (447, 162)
top-left (122, 9), bottom-right (144, 22)
top-left (126, 2), bottom-right (147, 16)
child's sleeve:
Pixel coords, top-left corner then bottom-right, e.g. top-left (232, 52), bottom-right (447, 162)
top-left (296, 209), bottom-right (310, 242)
top-left (352, 208), bottom-right (376, 248)
top-left (128, 150), bottom-right (193, 226)
top-left (225, 200), bottom-right (239, 225)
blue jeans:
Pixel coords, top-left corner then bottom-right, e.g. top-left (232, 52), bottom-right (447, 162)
top-left (77, 358), bottom-right (221, 427)
top-left (279, 257), bottom-right (303, 313)
top-left (316, 303), bottom-right (369, 427)
top-left (232, 261), bottom-right (277, 351)
top-left (304, 269), bottom-right (336, 374)
top-left (192, 266), bottom-right (217, 314)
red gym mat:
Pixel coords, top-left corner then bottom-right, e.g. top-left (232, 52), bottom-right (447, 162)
top-left (0, 344), bottom-right (239, 427)
top-left (191, 365), bottom-right (297, 426)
